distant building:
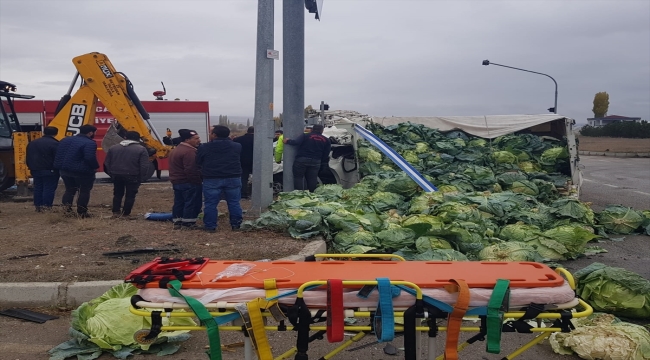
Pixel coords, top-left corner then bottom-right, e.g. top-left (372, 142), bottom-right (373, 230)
top-left (587, 115), bottom-right (642, 127)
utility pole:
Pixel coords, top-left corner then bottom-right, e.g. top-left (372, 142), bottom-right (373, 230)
top-left (282, 0), bottom-right (305, 192)
top-left (250, 0), bottom-right (275, 216)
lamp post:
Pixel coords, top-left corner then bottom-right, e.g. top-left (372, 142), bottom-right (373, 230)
top-left (482, 60), bottom-right (558, 114)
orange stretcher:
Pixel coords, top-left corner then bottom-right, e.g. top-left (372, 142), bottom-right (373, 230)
top-left (126, 255), bottom-right (593, 360)
top-left (127, 257), bottom-right (565, 289)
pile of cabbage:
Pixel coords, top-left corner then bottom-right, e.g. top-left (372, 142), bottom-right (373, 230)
top-left (243, 122), bottom-right (650, 261)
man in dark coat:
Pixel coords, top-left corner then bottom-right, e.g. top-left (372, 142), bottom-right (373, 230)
top-left (283, 124), bottom-right (331, 192)
top-left (233, 126), bottom-right (254, 199)
top-left (104, 131), bottom-right (151, 219)
top-left (26, 126), bottom-right (60, 212)
top-left (53, 125), bottom-right (99, 217)
top-left (196, 125), bottom-right (243, 232)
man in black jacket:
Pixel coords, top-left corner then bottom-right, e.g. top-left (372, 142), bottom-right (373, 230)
top-left (196, 125), bottom-right (243, 232)
top-left (233, 126), bottom-right (254, 199)
top-left (26, 126), bottom-right (60, 212)
top-left (104, 131), bottom-right (150, 219)
top-left (283, 124), bottom-right (331, 192)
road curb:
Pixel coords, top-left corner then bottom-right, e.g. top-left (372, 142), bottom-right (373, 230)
top-left (579, 150), bottom-right (650, 158)
top-left (0, 239), bottom-right (327, 308)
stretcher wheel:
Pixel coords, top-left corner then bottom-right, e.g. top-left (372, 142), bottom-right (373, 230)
top-left (133, 329), bottom-right (157, 345)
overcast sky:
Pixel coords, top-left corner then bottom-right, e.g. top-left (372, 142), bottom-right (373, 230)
top-left (1, 0), bottom-right (648, 124)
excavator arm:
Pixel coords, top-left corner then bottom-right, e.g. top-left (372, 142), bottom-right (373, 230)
top-left (49, 52), bottom-right (170, 159)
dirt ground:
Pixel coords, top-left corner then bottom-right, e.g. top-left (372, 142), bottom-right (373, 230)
top-left (0, 182), bottom-right (307, 283)
top-left (577, 135), bottom-right (650, 152)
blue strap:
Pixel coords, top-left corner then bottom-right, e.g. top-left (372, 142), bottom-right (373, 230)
top-left (356, 284), bottom-right (402, 299)
top-left (354, 124), bottom-right (438, 192)
top-left (374, 278), bottom-right (395, 342)
top-left (395, 285), bottom-right (488, 316)
top-left (264, 284), bottom-right (323, 302)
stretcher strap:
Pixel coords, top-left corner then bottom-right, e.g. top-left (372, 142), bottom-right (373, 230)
top-left (444, 279), bottom-right (470, 360)
top-left (167, 280), bottom-right (222, 360)
top-left (263, 278), bottom-right (287, 321)
top-left (326, 279), bottom-right (344, 343)
top-left (244, 299), bottom-right (274, 360)
top-left (486, 279), bottom-right (510, 354)
top-left (395, 285), bottom-right (487, 316)
top-left (293, 297), bottom-right (311, 360)
top-left (374, 278), bottom-right (395, 342)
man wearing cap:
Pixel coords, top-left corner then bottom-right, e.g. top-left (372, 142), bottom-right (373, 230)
top-left (196, 125), bottom-right (243, 233)
top-left (233, 126), bottom-right (254, 199)
top-left (104, 131), bottom-right (151, 219)
top-left (168, 129), bottom-right (202, 229)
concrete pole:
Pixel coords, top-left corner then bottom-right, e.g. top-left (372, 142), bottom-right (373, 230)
top-left (282, 0), bottom-right (305, 192)
top-left (250, 0), bottom-right (275, 216)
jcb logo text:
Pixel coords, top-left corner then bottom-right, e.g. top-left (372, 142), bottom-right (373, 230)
top-left (66, 104), bottom-right (87, 135)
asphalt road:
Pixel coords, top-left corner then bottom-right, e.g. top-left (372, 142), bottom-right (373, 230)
top-left (1, 155), bottom-right (648, 360)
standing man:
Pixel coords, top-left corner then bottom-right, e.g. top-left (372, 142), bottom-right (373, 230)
top-left (168, 129), bottom-right (202, 230)
top-left (233, 126), bottom-right (254, 199)
top-left (196, 125), bottom-right (243, 233)
top-left (273, 130), bottom-right (284, 164)
top-left (283, 124), bottom-right (331, 192)
top-left (103, 131), bottom-right (150, 219)
top-left (53, 125), bottom-right (99, 218)
top-left (26, 126), bottom-right (60, 212)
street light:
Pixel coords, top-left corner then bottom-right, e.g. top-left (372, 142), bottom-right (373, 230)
top-left (482, 60), bottom-right (558, 114)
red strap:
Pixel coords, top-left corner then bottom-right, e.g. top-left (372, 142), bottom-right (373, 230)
top-left (444, 279), bottom-right (470, 360)
top-left (326, 279), bottom-right (344, 343)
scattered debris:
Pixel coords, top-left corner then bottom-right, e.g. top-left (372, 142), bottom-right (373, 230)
top-left (0, 308), bottom-right (59, 323)
top-left (102, 248), bottom-right (182, 258)
top-left (8, 253), bottom-right (49, 260)
top-left (115, 235), bottom-right (137, 246)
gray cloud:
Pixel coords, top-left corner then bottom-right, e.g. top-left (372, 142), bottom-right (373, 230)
top-left (1, 0), bottom-right (648, 124)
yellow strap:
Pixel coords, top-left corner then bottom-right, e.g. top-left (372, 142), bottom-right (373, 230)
top-left (246, 298), bottom-right (274, 360)
top-left (264, 278), bottom-right (279, 297)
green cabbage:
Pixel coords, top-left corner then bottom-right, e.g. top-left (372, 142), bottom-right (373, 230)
top-left (542, 225), bottom-right (599, 259)
top-left (550, 313), bottom-right (650, 360)
top-left (575, 263), bottom-right (650, 319)
top-left (415, 142), bottom-right (431, 154)
top-left (597, 205), bottom-right (645, 234)
top-left (408, 192), bottom-right (445, 214)
top-left (401, 214), bottom-right (445, 237)
top-left (478, 242), bottom-right (537, 261)
top-left (492, 151), bottom-right (517, 164)
top-left (415, 236), bottom-right (453, 252)
top-left (510, 180), bottom-right (539, 196)
top-left (375, 227), bottom-right (417, 250)
top-left (333, 230), bottom-right (380, 251)
top-left (358, 147), bottom-right (382, 163)
top-left (498, 223), bottom-right (542, 242)
top-left (540, 146), bottom-right (569, 166)
top-left (370, 191), bottom-right (405, 212)
top-left (70, 284), bottom-right (194, 351)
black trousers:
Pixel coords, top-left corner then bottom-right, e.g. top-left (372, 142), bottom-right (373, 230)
top-left (61, 172), bottom-right (96, 214)
top-left (293, 157), bottom-right (320, 192)
top-left (241, 165), bottom-right (252, 198)
top-left (111, 174), bottom-right (141, 216)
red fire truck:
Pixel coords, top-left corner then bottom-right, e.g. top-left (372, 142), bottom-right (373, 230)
top-left (12, 100), bottom-right (210, 172)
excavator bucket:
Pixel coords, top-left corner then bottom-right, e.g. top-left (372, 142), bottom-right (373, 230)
top-left (101, 123), bottom-right (125, 152)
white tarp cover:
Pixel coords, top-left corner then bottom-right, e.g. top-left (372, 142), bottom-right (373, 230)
top-left (371, 114), bottom-right (570, 139)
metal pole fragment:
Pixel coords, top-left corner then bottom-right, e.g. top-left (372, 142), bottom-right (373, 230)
top-left (282, 0), bottom-right (305, 192)
top-left (250, 0), bottom-right (275, 216)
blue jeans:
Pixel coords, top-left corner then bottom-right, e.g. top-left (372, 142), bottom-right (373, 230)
top-left (32, 170), bottom-right (59, 208)
top-left (203, 177), bottom-right (243, 230)
top-left (172, 183), bottom-right (203, 225)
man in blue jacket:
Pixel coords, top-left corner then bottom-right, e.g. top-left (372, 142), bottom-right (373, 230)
top-left (196, 125), bottom-right (243, 233)
top-left (53, 125), bottom-right (99, 218)
top-left (26, 126), bottom-right (60, 212)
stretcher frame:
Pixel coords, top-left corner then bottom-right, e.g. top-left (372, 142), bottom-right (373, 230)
top-left (127, 254), bottom-right (593, 360)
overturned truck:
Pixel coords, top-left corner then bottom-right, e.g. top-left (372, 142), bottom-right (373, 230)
top-left (322, 111), bottom-right (581, 197)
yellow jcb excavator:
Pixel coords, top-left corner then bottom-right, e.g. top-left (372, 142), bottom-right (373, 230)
top-left (1, 52), bottom-right (172, 196)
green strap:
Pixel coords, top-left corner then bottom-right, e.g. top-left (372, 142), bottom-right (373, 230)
top-left (168, 280), bottom-right (222, 360)
top-left (486, 279), bottom-right (510, 354)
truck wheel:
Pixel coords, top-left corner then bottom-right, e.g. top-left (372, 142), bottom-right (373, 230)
top-left (0, 160), bottom-right (16, 191)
